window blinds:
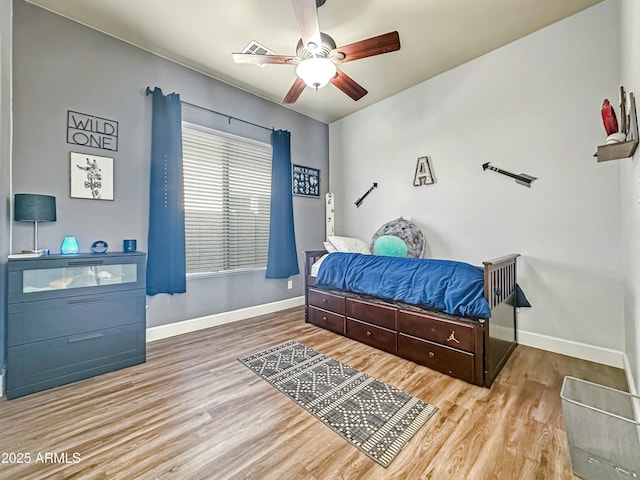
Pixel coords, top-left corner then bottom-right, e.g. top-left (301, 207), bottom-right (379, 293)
top-left (182, 123), bottom-right (272, 274)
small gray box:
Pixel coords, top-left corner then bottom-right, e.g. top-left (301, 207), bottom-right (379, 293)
top-left (561, 376), bottom-right (640, 479)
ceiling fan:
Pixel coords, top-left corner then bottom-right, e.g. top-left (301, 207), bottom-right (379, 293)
top-left (231, 0), bottom-right (401, 104)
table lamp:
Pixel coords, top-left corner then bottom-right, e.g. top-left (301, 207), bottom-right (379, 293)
top-left (14, 193), bottom-right (57, 254)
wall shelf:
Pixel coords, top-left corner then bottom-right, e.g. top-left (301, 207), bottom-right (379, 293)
top-left (595, 89), bottom-right (638, 162)
top-left (596, 140), bottom-right (638, 162)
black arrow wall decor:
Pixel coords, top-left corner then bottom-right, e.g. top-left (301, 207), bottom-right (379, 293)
top-left (354, 182), bottom-right (378, 207)
top-left (482, 162), bottom-right (537, 188)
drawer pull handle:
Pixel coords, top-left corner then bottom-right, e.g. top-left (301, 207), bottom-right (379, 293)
top-left (68, 260), bottom-right (105, 266)
top-left (322, 298), bottom-right (327, 303)
top-left (67, 297), bottom-right (104, 305)
top-left (447, 331), bottom-right (460, 344)
top-left (68, 332), bottom-right (104, 343)
top-left (428, 351), bottom-right (435, 358)
top-left (366, 331), bottom-right (372, 336)
top-left (322, 316), bottom-right (327, 321)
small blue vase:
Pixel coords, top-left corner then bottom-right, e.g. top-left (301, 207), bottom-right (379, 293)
top-left (61, 236), bottom-right (79, 254)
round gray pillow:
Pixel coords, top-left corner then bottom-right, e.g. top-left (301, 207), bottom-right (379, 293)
top-left (370, 217), bottom-right (425, 258)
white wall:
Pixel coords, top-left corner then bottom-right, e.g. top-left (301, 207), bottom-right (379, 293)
top-left (619, 0), bottom-right (640, 391)
top-left (329, 1), bottom-right (624, 362)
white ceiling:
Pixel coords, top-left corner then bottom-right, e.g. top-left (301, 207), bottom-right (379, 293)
top-left (26, 0), bottom-right (603, 124)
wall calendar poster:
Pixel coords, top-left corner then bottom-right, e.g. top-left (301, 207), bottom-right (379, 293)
top-left (292, 164), bottom-right (320, 197)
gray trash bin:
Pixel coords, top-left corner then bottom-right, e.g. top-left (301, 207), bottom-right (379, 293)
top-left (561, 376), bottom-right (640, 479)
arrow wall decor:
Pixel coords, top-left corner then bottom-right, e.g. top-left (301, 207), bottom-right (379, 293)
top-left (354, 182), bottom-right (378, 207)
top-left (482, 162), bottom-right (537, 188)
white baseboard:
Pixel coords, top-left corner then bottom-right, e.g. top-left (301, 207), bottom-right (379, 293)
top-left (0, 371), bottom-right (3, 398)
top-left (518, 329), bottom-right (625, 369)
top-left (622, 353), bottom-right (638, 396)
top-left (146, 296), bottom-right (305, 342)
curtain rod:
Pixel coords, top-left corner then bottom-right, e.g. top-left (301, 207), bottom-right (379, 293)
top-left (145, 87), bottom-right (273, 133)
top-left (182, 100), bottom-right (274, 133)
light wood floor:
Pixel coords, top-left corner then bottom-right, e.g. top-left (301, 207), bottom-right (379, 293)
top-left (0, 306), bottom-right (628, 480)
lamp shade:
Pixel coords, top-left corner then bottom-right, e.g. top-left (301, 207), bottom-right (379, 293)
top-left (14, 194), bottom-right (57, 222)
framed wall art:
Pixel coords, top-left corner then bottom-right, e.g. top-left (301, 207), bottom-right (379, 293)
top-left (292, 164), bottom-right (320, 197)
top-left (70, 152), bottom-right (114, 200)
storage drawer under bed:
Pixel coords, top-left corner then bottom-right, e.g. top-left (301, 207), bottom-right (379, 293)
top-left (398, 310), bottom-right (476, 353)
top-left (346, 318), bottom-right (396, 354)
top-left (347, 298), bottom-right (396, 330)
top-left (308, 306), bottom-right (345, 335)
top-left (308, 288), bottom-right (345, 315)
top-left (398, 333), bottom-right (475, 383)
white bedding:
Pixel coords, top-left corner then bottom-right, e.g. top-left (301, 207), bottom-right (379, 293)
top-left (310, 254), bottom-right (329, 277)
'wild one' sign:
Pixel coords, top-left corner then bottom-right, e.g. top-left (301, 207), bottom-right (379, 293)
top-left (67, 110), bottom-right (118, 152)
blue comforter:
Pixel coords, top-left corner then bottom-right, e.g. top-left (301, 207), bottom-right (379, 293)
top-left (315, 253), bottom-right (491, 318)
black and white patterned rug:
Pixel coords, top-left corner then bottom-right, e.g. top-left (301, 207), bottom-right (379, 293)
top-left (238, 340), bottom-right (437, 468)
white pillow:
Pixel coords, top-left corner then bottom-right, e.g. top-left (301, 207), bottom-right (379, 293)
top-left (328, 235), bottom-right (371, 254)
top-left (323, 241), bottom-right (338, 253)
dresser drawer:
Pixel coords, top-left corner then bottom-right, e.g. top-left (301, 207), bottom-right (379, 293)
top-left (308, 288), bottom-right (345, 315)
top-left (347, 318), bottom-right (396, 354)
top-left (8, 289), bottom-right (146, 346)
top-left (6, 323), bottom-right (146, 399)
top-left (398, 333), bottom-right (475, 383)
top-left (308, 306), bottom-right (345, 335)
top-left (8, 252), bottom-right (146, 304)
top-left (398, 310), bottom-right (475, 353)
top-left (346, 298), bottom-right (396, 330)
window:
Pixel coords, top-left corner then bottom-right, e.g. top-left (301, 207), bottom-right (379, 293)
top-left (182, 123), bottom-right (272, 274)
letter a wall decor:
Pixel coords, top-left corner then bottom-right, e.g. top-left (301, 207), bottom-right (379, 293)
top-left (413, 156), bottom-right (435, 186)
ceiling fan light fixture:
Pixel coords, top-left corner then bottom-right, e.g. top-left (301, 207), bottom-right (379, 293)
top-left (296, 57), bottom-right (336, 89)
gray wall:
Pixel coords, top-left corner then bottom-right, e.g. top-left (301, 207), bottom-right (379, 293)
top-left (12, 0), bottom-right (329, 327)
top-left (1, 0), bottom-right (13, 384)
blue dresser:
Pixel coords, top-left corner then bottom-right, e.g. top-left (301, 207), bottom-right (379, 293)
top-left (6, 252), bottom-right (146, 399)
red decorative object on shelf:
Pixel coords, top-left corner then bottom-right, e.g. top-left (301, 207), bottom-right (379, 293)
top-left (601, 99), bottom-right (619, 135)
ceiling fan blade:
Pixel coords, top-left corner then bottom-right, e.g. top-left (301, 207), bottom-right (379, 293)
top-left (291, 0), bottom-right (322, 52)
top-left (330, 69), bottom-right (367, 101)
top-left (232, 53), bottom-right (298, 66)
top-left (282, 77), bottom-right (306, 104)
top-left (331, 31), bottom-right (400, 64)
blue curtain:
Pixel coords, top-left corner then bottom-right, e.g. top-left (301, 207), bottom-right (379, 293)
top-left (146, 87), bottom-right (186, 295)
top-left (266, 130), bottom-right (299, 278)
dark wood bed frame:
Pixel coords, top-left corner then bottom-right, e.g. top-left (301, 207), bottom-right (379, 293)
top-left (304, 250), bottom-right (520, 388)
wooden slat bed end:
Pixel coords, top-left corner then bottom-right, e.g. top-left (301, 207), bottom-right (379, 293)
top-left (304, 250), bottom-right (327, 287)
top-left (483, 254), bottom-right (520, 310)
top-left (483, 253), bottom-right (521, 268)
top-left (304, 250), bottom-right (327, 275)
top-left (304, 250), bottom-right (328, 322)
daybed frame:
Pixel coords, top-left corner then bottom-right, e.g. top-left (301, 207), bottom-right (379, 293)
top-left (304, 250), bottom-right (520, 387)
